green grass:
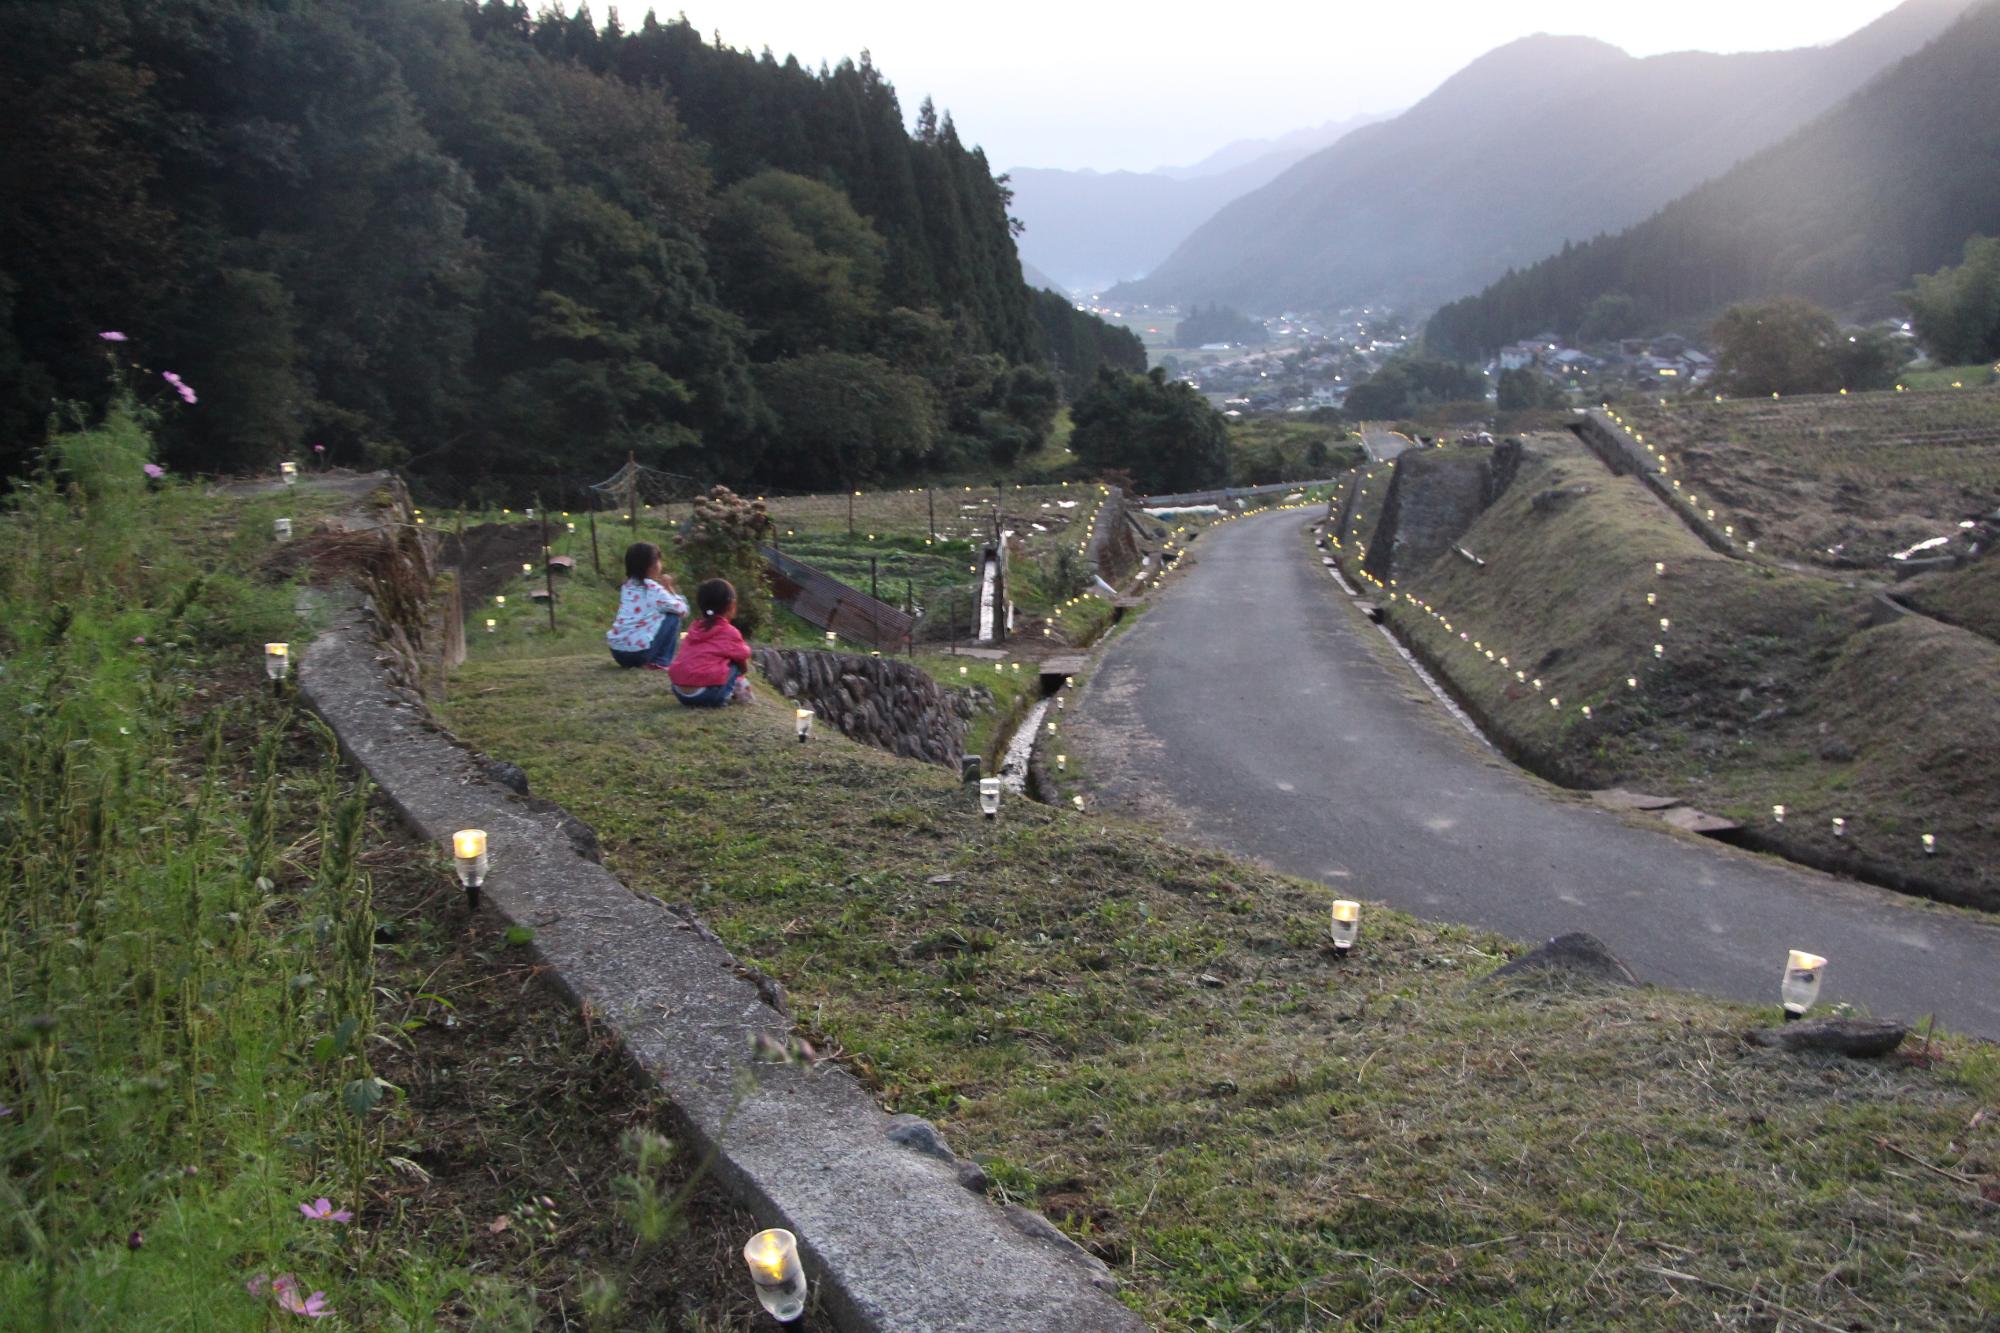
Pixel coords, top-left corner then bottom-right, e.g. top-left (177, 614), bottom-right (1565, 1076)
top-left (439, 643), bottom-right (2000, 1330)
top-left (1332, 437), bottom-right (2000, 909)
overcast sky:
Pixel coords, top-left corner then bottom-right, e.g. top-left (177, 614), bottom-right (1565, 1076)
top-left (599, 1), bottom-right (1915, 172)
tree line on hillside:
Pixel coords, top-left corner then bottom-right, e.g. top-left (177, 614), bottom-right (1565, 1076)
top-left (0, 0), bottom-right (1140, 492)
top-left (1423, 1), bottom-right (2000, 361)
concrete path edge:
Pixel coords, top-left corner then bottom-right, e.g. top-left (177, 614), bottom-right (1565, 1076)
top-left (298, 588), bottom-right (1143, 1332)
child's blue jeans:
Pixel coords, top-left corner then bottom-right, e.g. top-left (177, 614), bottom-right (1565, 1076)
top-left (673, 665), bottom-right (742, 709)
top-left (611, 614), bottom-right (680, 669)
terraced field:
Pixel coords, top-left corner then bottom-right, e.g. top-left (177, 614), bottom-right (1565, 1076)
top-left (1607, 386), bottom-right (2000, 568)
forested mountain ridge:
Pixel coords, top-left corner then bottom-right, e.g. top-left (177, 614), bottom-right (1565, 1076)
top-left (1107, 0), bottom-right (1973, 316)
top-left (0, 0), bottom-right (1139, 491)
top-left (1006, 112), bottom-right (1389, 293)
top-left (1427, 0), bottom-right (2000, 357)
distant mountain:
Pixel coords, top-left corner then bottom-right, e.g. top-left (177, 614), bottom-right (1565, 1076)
top-left (1427, 0), bottom-right (2000, 357)
top-left (1019, 259), bottom-right (1065, 295)
top-left (1108, 0), bottom-right (1975, 315)
top-left (1005, 112), bottom-right (1389, 294)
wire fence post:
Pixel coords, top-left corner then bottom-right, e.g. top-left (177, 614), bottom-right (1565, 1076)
top-left (870, 555), bottom-right (878, 601)
top-left (624, 451), bottom-right (638, 537)
top-left (927, 487), bottom-right (935, 540)
top-left (538, 493), bottom-right (555, 633)
top-left (588, 507), bottom-right (602, 577)
top-left (847, 487), bottom-right (855, 536)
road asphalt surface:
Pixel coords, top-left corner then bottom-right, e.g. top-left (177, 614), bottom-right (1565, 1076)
top-left (1075, 506), bottom-right (2000, 1038)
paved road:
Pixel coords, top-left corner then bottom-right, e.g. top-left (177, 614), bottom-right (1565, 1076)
top-left (1075, 507), bottom-right (2000, 1037)
top-left (1359, 425), bottom-right (1417, 462)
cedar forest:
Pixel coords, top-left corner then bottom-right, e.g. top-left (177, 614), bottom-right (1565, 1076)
top-left (0, 0), bottom-right (1147, 497)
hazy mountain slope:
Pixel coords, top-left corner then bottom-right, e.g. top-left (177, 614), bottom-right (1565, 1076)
top-left (1109, 0), bottom-right (1972, 314)
top-left (1427, 0), bottom-right (2000, 356)
top-left (1006, 112), bottom-right (1387, 292)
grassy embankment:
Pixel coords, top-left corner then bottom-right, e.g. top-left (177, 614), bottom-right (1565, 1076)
top-left (441, 598), bottom-right (2000, 1330)
top-left (1329, 435), bottom-right (2000, 910)
top-left (0, 414), bottom-right (769, 1329)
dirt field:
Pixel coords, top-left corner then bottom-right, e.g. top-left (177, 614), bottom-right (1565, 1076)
top-left (1607, 387), bottom-right (2000, 569)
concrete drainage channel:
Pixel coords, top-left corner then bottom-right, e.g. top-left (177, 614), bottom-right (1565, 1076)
top-left (299, 587), bottom-right (1142, 1332)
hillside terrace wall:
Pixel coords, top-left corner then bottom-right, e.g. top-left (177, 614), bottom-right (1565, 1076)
top-left (299, 567), bottom-right (1140, 1331)
top-left (1573, 411), bottom-right (1736, 556)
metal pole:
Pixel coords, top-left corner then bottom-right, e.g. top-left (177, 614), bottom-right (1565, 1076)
top-left (871, 556), bottom-right (878, 601)
top-left (848, 488), bottom-right (855, 536)
top-left (588, 508), bottom-right (602, 577)
top-left (927, 488), bottom-right (935, 540)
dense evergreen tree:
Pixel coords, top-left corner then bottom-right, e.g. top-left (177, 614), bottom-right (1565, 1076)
top-left (1069, 367), bottom-right (1229, 494)
top-left (1030, 290), bottom-right (1147, 399)
top-left (1903, 235), bottom-right (2000, 364)
top-left (0, 0), bottom-right (1128, 491)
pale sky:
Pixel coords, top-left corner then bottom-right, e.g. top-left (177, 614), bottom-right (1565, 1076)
top-left (593, 1), bottom-right (1916, 171)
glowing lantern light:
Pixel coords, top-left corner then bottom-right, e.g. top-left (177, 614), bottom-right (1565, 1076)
top-left (978, 778), bottom-right (1001, 819)
top-left (1330, 900), bottom-right (1360, 955)
top-left (485, 618), bottom-right (496, 633)
top-left (263, 642), bottom-right (290, 681)
top-left (1781, 950), bottom-right (1826, 1020)
top-left (452, 829), bottom-right (489, 911)
top-left (1653, 643), bottom-right (1664, 659)
top-left (1056, 754), bottom-right (1067, 770)
top-left (1832, 817), bottom-right (1846, 838)
top-left (1772, 804), bottom-right (1785, 823)
top-left (794, 708), bottom-right (813, 743)
top-left (742, 1229), bottom-right (807, 1323)
top-left (1922, 833), bottom-right (1936, 855)
top-left (274, 517), bottom-right (293, 541)
top-left (280, 461), bottom-right (298, 486)
top-left (1627, 676), bottom-right (1637, 689)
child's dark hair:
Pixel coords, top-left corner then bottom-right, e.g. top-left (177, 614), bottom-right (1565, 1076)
top-left (694, 577), bottom-right (735, 619)
top-left (623, 541), bottom-right (662, 582)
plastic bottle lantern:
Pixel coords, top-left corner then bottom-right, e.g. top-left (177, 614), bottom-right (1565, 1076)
top-left (485, 618), bottom-right (497, 633)
top-left (263, 642), bottom-right (289, 681)
top-left (824, 631), bottom-right (837, 647)
top-left (1772, 804), bottom-right (1786, 823)
top-left (274, 517), bottom-right (293, 541)
top-left (1781, 950), bottom-right (1826, 1019)
top-left (978, 778), bottom-right (1001, 819)
top-left (742, 1229), bottom-right (807, 1323)
top-left (452, 829), bottom-right (488, 911)
top-left (1330, 900), bottom-right (1361, 955)
top-left (1922, 833), bottom-right (1937, 856)
top-left (280, 461), bottom-right (298, 487)
top-left (794, 708), bottom-right (813, 743)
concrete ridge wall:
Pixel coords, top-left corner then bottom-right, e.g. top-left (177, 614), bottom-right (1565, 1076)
top-left (754, 646), bottom-right (977, 767)
top-left (1573, 412), bottom-right (1736, 557)
top-left (300, 587), bottom-right (1142, 1332)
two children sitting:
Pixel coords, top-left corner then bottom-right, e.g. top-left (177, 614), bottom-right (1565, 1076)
top-left (605, 541), bottom-right (751, 707)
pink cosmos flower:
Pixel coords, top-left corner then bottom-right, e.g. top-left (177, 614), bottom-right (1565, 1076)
top-left (99, 331), bottom-right (128, 342)
top-left (278, 1287), bottom-right (332, 1319)
top-left (161, 371), bottom-right (182, 385)
top-left (131, 635), bottom-right (147, 645)
top-left (143, 463), bottom-right (165, 479)
top-left (298, 1197), bottom-right (353, 1223)
top-left (313, 443), bottom-right (326, 453)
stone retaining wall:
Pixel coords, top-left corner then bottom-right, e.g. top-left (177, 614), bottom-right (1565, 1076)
top-left (754, 647), bottom-right (978, 766)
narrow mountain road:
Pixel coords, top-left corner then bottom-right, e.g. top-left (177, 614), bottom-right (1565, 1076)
top-left (1359, 425), bottom-right (1417, 462)
top-left (1073, 507), bottom-right (2000, 1037)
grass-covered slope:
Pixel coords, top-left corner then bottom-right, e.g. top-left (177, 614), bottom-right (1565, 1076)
top-left (1337, 438), bottom-right (2000, 909)
top-left (440, 643), bottom-right (2000, 1330)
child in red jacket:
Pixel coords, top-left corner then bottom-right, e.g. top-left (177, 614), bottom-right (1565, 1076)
top-left (667, 578), bottom-right (753, 708)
